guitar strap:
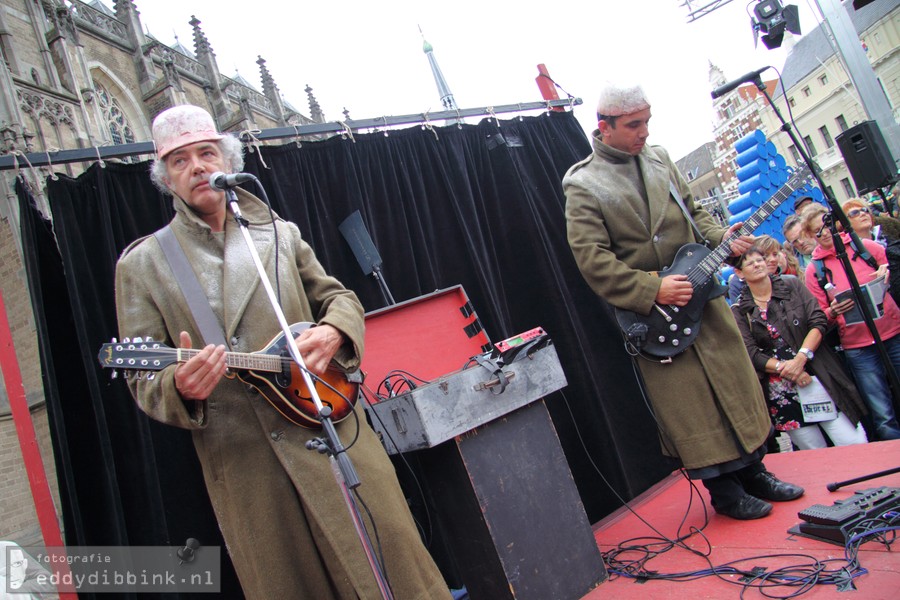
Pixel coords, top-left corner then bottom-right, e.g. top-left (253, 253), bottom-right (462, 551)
top-left (155, 225), bottom-right (228, 348)
top-left (669, 180), bottom-right (710, 248)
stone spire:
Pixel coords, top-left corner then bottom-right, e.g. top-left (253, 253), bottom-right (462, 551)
top-left (257, 56), bottom-right (287, 125)
top-left (305, 84), bottom-right (324, 123)
top-left (420, 27), bottom-right (457, 111)
top-left (114, 0), bottom-right (157, 93)
top-left (708, 61), bottom-right (726, 89)
top-left (190, 15), bottom-right (229, 124)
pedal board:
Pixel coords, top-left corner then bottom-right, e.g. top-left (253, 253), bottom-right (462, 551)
top-left (788, 487), bottom-right (900, 546)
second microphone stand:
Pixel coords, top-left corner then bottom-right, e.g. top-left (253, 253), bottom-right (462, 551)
top-left (225, 183), bottom-right (394, 600)
top-left (754, 77), bottom-right (900, 409)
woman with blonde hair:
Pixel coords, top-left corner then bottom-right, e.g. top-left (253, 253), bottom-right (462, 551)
top-left (843, 197), bottom-right (900, 246)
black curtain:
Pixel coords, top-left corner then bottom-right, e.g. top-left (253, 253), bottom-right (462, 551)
top-left (20, 111), bottom-right (672, 595)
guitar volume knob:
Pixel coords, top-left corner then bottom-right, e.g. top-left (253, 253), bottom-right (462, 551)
top-left (683, 327), bottom-right (692, 335)
top-left (657, 336), bottom-right (666, 343)
top-left (671, 339), bottom-right (680, 346)
top-left (669, 324), bottom-right (678, 331)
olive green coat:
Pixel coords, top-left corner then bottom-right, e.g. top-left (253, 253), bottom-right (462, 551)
top-left (115, 188), bottom-right (449, 600)
top-left (563, 133), bottom-right (770, 470)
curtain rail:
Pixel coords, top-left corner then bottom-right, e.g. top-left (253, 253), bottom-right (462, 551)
top-left (0, 98), bottom-right (581, 171)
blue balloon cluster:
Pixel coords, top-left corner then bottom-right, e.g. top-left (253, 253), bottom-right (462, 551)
top-left (726, 129), bottom-right (824, 243)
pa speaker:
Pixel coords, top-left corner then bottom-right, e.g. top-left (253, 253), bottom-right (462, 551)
top-left (836, 121), bottom-right (898, 195)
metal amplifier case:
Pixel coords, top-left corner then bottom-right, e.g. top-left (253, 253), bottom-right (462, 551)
top-left (366, 343), bottom-right (567, 454)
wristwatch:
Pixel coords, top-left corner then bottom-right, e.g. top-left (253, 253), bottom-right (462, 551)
top-left (798, 347), bottom-right (814, 361)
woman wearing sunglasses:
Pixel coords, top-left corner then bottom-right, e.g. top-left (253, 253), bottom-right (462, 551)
top-left (801, 202), bottom-right (900, 441)
top-left (843, 197), bottom-right (900, 246)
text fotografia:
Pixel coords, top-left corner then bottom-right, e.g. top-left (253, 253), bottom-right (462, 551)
top-left (7, 545), bottom-right (221, 593)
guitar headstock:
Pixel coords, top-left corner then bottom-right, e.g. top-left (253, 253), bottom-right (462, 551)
top-left (97, 337), bottom-right (176, 376)
top-left (786, 164), bottom-right (813, 192)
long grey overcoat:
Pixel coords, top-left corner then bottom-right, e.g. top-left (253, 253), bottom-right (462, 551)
top-left (563, 133), bottom-right (771, 470)
top-left (115, 188), bottom-right (449, 600)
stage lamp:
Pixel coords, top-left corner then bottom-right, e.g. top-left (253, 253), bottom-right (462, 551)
top-left (751, 0), bottom-right (802, 50)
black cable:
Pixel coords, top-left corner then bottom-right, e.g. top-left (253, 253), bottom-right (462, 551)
top-left (359, 382), bottom-right (436, 550)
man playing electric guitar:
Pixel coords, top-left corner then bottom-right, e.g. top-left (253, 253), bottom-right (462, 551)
top-left (564, 83), bottom-right (804, 520)
top-left (115, 105), bottom-right (450, 599)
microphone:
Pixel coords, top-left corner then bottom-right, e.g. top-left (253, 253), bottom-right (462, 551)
top-left (710, 67), bottom-right (770, 99)
top-left (209, 171), bottom-right (255, 191)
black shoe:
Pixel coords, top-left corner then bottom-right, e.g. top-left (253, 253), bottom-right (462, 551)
top-left (744, 471), bottom-right (804, 502)
top-left (714, 493), bottom-right (773, 520)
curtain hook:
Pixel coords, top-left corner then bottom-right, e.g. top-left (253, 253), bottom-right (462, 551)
top-left (421, 111), bottom-right (439, 141)
top-left (382, 116), bottom-right (389, 137)
top-left (340, 121), bottom-right (356, 143)
top-left (94, 145), bottom-right (107, 168)
top-left (292, 124), bottom-right (303, 148)
top-left (240, 128), bottom-right (269, 168)
top-left (517, 103), bottom-right (524, 121)
top-left (487, 106), bottom-right (500, 127)
top-left (44, 146), bottom-right (60, 180)
top-left (13, 150), bottom-right (41, 189)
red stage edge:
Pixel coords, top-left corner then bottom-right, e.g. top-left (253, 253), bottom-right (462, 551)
top-left (0, 291), bottom-right (76, 599)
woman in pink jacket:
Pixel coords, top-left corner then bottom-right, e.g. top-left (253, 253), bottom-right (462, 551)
top-left (801, 203), bottom-right (900, 440)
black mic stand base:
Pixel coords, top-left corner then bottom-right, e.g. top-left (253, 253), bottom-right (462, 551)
top-left (827, 466), bottom-right (900, 492)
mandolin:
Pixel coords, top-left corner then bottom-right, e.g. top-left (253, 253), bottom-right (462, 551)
top-left (98, 323), bottom-right (358, 428)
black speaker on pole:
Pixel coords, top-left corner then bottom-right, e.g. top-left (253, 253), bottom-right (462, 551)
top-left (836, 121), bottom-right (898, 195)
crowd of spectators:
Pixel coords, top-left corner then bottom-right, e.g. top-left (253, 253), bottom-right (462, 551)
top-left (722, 194), bottom-right (900, 451)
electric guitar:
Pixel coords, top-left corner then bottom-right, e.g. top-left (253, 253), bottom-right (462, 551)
top-left (615, 165), bottom-right (812, 359)
top-left (97, 323), bottom-right (358, 428)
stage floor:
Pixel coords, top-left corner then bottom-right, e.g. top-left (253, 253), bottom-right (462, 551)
top-left (582, 440), bottom-right (900, 600)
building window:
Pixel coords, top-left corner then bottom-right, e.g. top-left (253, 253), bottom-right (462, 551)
top-left (788, 144), bottom-right (802, 163)
top-left (93, 80), bottom-right (136, 146)
top-left (788, 97), bottom-right (796, 108)
top-left (825, 186), bottom-right (835, 200)
top-left (835, 114), bottom-right (848, 132)
top-left (841, 178), bottom-right (854, 198)
top-left (802, 86), bottom-right (811, 97)
top-left (818, 74), bottom-right (828, 86)
top-left (819, 125), bottom-right (834, 149)
top-left (803, 135), bottom-right (817, 157)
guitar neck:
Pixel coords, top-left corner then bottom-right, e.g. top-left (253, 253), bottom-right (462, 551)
top-left (696, 166), bottom-right (810, 280)
top-left (178, 348), bottom-right (282, 373)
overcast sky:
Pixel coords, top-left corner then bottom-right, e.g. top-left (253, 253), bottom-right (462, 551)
top-left (107, 0), bottom-right (822, 160)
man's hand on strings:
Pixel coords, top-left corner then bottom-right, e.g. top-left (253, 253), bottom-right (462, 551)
top-left (294, 324), bottom-right (345, 375)
top-left (173, 331), bottom-right (227, 400)
top-left (657, 274), bottom-right (694, 306)
top-left (725, 222), bottom-right (755, 257)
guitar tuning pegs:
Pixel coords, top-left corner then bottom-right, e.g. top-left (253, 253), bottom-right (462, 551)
top-left (110, 370), bottom-right (118, 379)
top-left (133, 337), bottom-right (144, 343)
top-left (145, 336), bottom-right (153, 342)
top-left (111, 337), bottom-right (118, 344)
top-left (123, 337), bottom-right (131, 343)
top-left (147, 373), bottom-right (155, 381)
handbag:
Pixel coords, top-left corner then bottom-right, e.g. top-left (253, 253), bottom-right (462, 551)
top-left (795, 376), bottom-right (838, 423)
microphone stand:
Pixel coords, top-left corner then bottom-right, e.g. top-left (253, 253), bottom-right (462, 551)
top-left (754, 78), bottom-right (900, 408)
top-left (224, 185), bottom-right (394, 600)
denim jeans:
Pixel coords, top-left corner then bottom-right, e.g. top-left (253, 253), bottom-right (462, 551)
top-left (844, 335), bottom-right (900, 440)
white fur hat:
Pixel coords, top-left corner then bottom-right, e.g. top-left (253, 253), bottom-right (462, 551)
top-left (596, 84), bottom-right (650, 117)
top-left (152, 105), bottom-right (224, 159)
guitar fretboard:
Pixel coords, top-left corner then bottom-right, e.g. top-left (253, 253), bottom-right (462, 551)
top-left (176, 348), bottom-right (283, 373)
